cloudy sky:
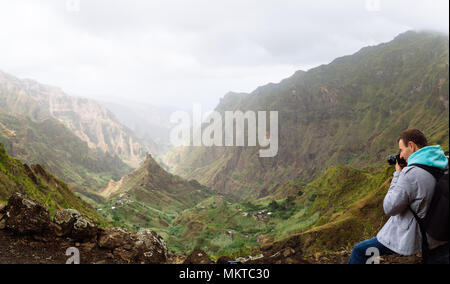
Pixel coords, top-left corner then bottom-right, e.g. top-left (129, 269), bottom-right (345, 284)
top-left (0, 0), bottom-right (448, 110)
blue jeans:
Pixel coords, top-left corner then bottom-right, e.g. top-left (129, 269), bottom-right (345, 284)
top-left (348, 237), bottom-right (395, 264)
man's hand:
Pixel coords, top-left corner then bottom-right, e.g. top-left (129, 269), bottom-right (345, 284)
top-left (395, 161), bottom-right (403, 172)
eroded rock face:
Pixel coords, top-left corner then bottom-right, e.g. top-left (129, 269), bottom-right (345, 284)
top-left (4, 192), bottom-right (51, 235)
top-left (53, 209), bottom-right (97, 240)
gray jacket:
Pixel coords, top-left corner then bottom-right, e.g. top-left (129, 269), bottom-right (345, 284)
top-left (377, 166), bottom-right (446, 255)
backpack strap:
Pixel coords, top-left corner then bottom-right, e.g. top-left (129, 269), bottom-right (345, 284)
top-left (409, 164), bottom-right (444, 180)
top-left (408, 206), bottom-right (429, 264)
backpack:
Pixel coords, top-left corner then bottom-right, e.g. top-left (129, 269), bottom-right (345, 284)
top-left (408, 163), bottom-right (449, 262)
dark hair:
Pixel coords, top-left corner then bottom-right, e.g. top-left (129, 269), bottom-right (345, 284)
top-left (397, 129), bottom-right (428, 148)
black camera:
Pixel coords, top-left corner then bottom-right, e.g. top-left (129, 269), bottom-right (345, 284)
top-left (387, 151), bottom-right (407, 167)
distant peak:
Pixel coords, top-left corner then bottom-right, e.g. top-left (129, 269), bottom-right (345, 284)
top-left (393, 29), bottom-right (448, 42)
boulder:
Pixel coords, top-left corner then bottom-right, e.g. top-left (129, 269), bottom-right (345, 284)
top-left (97, 227), bottom-right (133, 250)
top-left (4, 192), bottom-right (51, 235)
top-left (216, 256), bottom-right (234, 264)
top-left (98, 228), bottom-right (168, 264)
top-left (134, 230), bottom-right (168, 264)
top-left (183, 249), bottom-right (214, 264)
top-left (53, 209), bottom-right (97, 240)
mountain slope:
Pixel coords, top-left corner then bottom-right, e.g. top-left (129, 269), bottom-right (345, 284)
top-left (100, 100), bottom-right (178, 157)
top-left (97, 153), bottom-right (213, 237)
top-left (165, 31), bottom-right (449, 201)
top-left (0, 71), bottom-right (153, 168)
top-left (0, 142), bottom-right (104, 224)
top-left (0, 111), bottom-right (130, 200)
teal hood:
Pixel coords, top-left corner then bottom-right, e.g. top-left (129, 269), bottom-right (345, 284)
top-left (407, 145), bottom-right (448, 169)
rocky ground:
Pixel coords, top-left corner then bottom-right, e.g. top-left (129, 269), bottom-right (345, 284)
top-left (0, 193), bottom-right (422, 265)
top-left (0, 192), bottom-right (168, 264)
top-left (0, 229), bottom-right (116, 264)
top-left (305, 251), bottom-right (421, 264)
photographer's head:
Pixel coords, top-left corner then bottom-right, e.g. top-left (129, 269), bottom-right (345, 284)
top-left (397, 129), bottom-right (428, 161)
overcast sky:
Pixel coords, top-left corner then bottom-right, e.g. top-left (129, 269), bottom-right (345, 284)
top-left (0, 0), bottom-right (448, 110)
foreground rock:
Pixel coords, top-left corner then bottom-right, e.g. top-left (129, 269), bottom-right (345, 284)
top-left (4, 192), bottom-right (53, 236)
top-left (53, 209), bottom-right (97, 240)
top-left (244, 247), bottom-right (310, 264)
top-left (0, 193), bottom-right (168, 264)
top-left (183, 249), bottom-right (214, 264)
top-left (98, 228), bottom-right (168, 264)
top-left (134, 230), bottom-right (168, 264)
top-left (216, 256), bottom-right (234, 264)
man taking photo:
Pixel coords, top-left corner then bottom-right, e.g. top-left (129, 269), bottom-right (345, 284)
top-left (348, 129), bottom-right (449, 264)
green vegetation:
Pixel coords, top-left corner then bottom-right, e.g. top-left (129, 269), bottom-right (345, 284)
top-left (0, 111), bottom-right (130, 202)
top-left (95, 153), bottom-right (215, 245)
top-left (0, 142), bottom-right (106, 225)
top-left (146, 164), bottom-right (400, 258)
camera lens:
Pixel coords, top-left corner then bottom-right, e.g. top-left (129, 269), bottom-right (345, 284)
top-left (387, 155), bottom-right (397, 165)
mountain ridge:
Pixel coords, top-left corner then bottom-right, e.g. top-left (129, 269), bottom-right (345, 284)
top-left (164, 30), bottom-right (449, 201)
top-left (0, 110), bottom-right (131, 199)
top-left (0, 71), bottom-right (155, 168)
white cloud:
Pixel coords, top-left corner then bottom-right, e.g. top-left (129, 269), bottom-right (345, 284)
top-left (0, 0), bottom-right (448, 110)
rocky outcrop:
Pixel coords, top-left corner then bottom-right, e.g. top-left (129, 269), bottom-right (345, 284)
top-left (183, 249), bottom-right (214, 264)
top-left (3, 192), bottom-right (53, 236)
top-left (134, 230), bottom-right (168, 264)
top-left (97, 228), bottom-right (168, 264)
top-left (0, 193), bottom-right (168, 264)
top-left (53, 209), bottom-right (97, 241)
top-left (97, 227), bottom-right (133, 249)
